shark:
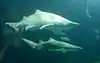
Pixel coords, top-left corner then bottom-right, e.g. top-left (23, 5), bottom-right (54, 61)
top-left (22, 38), bottom-right (83, 53)
top-left (6, 9), bottom-right (79, 35)
top-left (0, 9), bottom-right (80, 62)
top-left (0, 24), bottom-right (81, 62)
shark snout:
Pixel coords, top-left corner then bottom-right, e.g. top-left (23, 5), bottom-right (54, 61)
top-left (72, 22), bottom-right (80, 25)
top-left (69, 21), bottom-right (80, 26)
top-left (64, 21), bottom-right (80, 27)
top-left (63, 45), bottom-right (83, 52)
top-left (69, 46), bottom-right (83, 50)
top-left (66, 21), bottom-right (80, 29)
top-left (65, 44), bottom-right (83, 50)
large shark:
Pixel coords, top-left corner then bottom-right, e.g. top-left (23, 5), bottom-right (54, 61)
top-left (6, 9), bottom-right (79, 35)
top-left (22, 38), bottom-right (83, 53)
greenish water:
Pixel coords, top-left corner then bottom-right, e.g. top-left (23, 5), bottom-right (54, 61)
top-left (0, 0), bottom-right (100, 63)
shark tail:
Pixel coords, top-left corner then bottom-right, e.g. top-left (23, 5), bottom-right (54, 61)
top-left (22, 38), bottom-right (38, 49)
top-left (5, 22), bottom-right (19, 32)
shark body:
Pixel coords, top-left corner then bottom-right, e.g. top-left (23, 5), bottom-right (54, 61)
top-left (22, 38), bottom-right (83, 53)
top-left (6, 9), bottom-right (79, 35)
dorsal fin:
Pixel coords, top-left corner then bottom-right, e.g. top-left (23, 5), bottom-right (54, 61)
top-left (49, 38), bottom-right (56, 42)
top-left (36, 9), bottom-right (42, 12)
top-left (35, 9), bottom-right (43, 14)
top-left (39, 40), bottom-right (44, 43)
top-left (23, 16), bottom-right (27, 20)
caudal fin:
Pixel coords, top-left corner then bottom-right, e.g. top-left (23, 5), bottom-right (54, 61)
top-left (5, 22), bottom-right (19, 32)
top-left (22, 38), bottom-right (38, 48)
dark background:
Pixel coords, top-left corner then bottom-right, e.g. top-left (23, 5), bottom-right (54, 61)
top-left (0, 0), bottom-right (100, 63)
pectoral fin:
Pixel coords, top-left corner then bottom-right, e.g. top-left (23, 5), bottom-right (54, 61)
top-left (52, 29), bottom-right (66, 36)
top-left (60, 36), bottom-right (71, 42)
top-left (25, 25), bottom-right (35, 31)
top-left (40, 24), bottom-right (54, 29)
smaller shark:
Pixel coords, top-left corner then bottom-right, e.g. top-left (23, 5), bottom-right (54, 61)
top-left (22, 38), bottom-right (83, 53)
top-left (6, 9), bottom-right (79, 35)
